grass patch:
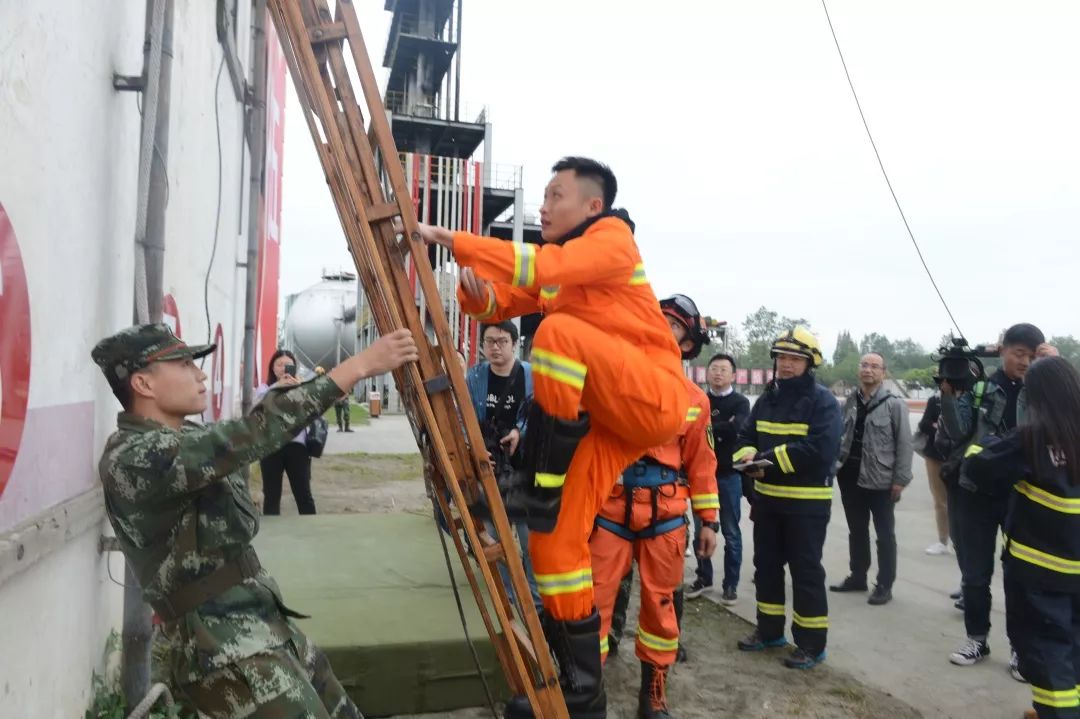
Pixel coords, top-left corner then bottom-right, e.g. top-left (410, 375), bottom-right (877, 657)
top-left (315, 452), bottom-right (422, 484)
top-left (322, 402), bottom-right (370, 427)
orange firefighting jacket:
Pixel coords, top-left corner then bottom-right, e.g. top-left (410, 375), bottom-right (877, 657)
top-left (453, 216), bottom-right (683, 383)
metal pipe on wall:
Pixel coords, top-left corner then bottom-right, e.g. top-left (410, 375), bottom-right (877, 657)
top-left (124, 0), bottom-right (173, 707)
top-left (241, 0), bottom-right (269, 415)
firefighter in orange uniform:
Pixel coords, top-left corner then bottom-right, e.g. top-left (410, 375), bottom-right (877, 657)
top-left (418, 157), bottom-right (688, 719)
top-left (590, 294), bottom-right (719, 719)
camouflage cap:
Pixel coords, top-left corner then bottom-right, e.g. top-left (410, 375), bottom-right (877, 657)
top-left (91, 323), bottom-right (216, 387)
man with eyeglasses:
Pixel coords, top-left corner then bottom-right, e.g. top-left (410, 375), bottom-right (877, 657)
top-left (830, 353), bottom-right (913, 606)
top-left (464, 320), bottom-right (541, 611)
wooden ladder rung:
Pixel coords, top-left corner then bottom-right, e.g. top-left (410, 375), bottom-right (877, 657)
top-left (508, 620), bottom-right (541, 667)
top-left (308, 22), bottom-right (348, 44)
top-left (366, 201), bottom-right (400, 223)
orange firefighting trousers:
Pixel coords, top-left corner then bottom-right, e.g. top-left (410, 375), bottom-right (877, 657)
top-left (591, 485), bottom-right (689, 666)
top-left (527, 313), bottom-right (687, 621)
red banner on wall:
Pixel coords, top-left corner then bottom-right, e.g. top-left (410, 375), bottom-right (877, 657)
top-left (255, 13), bottom-right (287, 386)
top-left (751, 369), bottom-right (764, 385)
top-left (735, 368), bottom-right (749, 386)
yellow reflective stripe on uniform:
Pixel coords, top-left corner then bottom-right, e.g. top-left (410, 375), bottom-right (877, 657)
top-left (600, 634), bottom-right (609, 656)
top-left (756, 421), bottom-right (809, 436)
top-left (792, 612), bottom-right (829, 630)
top-left (535, 472), bottom-right (565, 488)
top-left (775, 444), bottom-right (795, 474)
top-left (691, 494), bottom-right (721, 510)
top-left (1015, 481), bottom-right (1080, 514)
top-left (534, 568), bottom-right (592, 596)
top-left (757, 601), bottom-right (786, 616)
top-left (755, 480), bottom-right (833, 500)
top-left (636, 627), bottom-right (679, 652)
top-left (531, 348), bottom-right (587, 391)
top-left (474, 289), bottom-right (497, 320)
top-left (964, 444), bottom-right (984, 458)
top-left (1008, 537), bottom-right (1080, 575)
top-left (686, 407), bottom-right (702, 423)
top-left (629, 263), bottom-right (648, 286)
top-left (539, 285), bottom-right (560, 300)
top-left (1031, 685), bottom-right (1080, 709)
top-left (733, 446), bottom-right (758, 463)
top-left (512, 242), bottom-right (537, 287)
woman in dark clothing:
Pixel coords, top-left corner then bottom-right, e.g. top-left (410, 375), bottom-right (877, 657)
top-left (918, 394), bottom-right (952, 554)
top-left (964, 357), bottom-right (1080, 719)
top-left (255, 349), bottom-right (317, 515)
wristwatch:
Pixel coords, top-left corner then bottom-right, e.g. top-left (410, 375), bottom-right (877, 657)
top-left (703, 521), bottom-right (720, 533)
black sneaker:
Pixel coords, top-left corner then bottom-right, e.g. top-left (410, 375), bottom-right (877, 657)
top-left (867, 585), bottom-right (892, 605)
top-left (784, 647), bottom-right (826, 670)
top-left (949, 637), bottom-right (990, 666)
top-left (676, 645), bottom-right (688, 663)
top-left (949, 588), bottom-right (962, 600)
top-left (954, 596), bottom-right (965, 611)
top-left (737, 630), bottom-right (788, 652)
top-left (829, 575), bottom-right (868, 592)
top-left (721, 587), bottom-right (738, 606)
top-left (685, 578), bottom-right (711, 599)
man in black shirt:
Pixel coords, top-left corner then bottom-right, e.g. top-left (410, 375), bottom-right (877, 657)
top-left (687, 353), bottom-right (751, 605)
top-left (464, 321), bottom-right (539, 609)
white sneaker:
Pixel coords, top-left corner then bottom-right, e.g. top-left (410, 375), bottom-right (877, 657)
top-left (925, 542), bottom-right (952, 556)
top-left (949, 637), bottom-right (990, 666)
top-left (1009, 649), bottom-right (1028, 683)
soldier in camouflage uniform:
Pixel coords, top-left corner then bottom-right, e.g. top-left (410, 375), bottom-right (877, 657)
top-left (92, 323), bottom-right (418, 718)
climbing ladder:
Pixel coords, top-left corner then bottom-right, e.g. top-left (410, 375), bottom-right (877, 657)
top-left (265, 1), bottom-right (567, 716)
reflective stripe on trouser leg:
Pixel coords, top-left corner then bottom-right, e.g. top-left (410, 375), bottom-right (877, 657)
top-left (786, 513), bottom-right (829, 655)
top-left (530, 427), bottom-right (637, 620)
top-left (633, 524), bottom-right (686, 666)
top-left (1003, 576), bottom-right (1080, 719)
top-left (531, 313), bottom-right (688, 447)
top-left (753, 512), bottom-right (787, 641)
top-left (589, 515), bottom-right (634, 664)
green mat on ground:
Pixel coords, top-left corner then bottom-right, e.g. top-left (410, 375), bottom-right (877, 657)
top-left (254, 512), bottom-right (509, 716)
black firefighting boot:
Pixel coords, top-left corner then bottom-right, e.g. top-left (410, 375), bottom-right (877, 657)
top-left (503, 402), bottom-right (590, 533)
top-left (504, 611), bottom-right (607, 719)
top-left (638, 661), bottom-right (673, 719)
top-left (607, 568), bottom-right (634, 658)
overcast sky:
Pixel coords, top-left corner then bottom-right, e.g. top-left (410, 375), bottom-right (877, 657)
top-left (279, 0), bottom-right (1080, 358)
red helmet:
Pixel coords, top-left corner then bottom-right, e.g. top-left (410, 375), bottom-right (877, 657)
top-left (660, 294), bottom-right (711, 360)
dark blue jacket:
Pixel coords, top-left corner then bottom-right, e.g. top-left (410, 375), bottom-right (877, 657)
top-left (734, 372), bottom-right (842, 515)
top-left (464, 360), bottom-right (533, 434)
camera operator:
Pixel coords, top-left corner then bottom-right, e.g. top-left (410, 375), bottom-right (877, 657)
top-left (464, 320), bottom-right (541, 610)
top-left (937, 323), bottom-right (1044, 678)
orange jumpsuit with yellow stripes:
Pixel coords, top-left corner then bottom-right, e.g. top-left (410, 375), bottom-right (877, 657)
top-left (454, 216), bottom-right (688, 621)
top-left (590, 378), bottom-right (718, 666)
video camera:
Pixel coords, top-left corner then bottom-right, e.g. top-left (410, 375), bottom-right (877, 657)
top-left (932, 336), bottom-right (997, 393)
top-left (482, 416), bottom-right (515, 484)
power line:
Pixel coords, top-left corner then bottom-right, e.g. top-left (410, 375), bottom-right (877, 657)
top-left (820, 0), bottom-right (965, 339)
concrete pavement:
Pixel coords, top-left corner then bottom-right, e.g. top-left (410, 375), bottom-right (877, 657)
top-left (323, 413), bottom-right (421, 455)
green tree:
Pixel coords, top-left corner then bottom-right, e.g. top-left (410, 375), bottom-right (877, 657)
top-left (741, 307), bottom-right (812, 369)
top-left (901, 365), bottom-right (938, 390)
top-left (860, 332), bottom-right (895, 359)
top-left (1050, 335), bottom-right (1080, 369)
top-left (833, 330), bottom-right (859, 366)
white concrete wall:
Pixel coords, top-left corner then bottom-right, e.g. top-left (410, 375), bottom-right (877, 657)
top-left (0, 1), bottom-right (259, 715)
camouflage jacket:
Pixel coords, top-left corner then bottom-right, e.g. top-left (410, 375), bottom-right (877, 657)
top-left (98, 375), bottom-right (342, 682)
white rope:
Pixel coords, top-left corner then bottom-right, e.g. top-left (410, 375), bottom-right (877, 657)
top-left (125, 683), bottom-right (174, 719)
